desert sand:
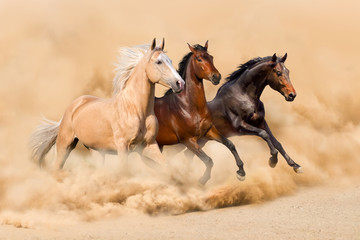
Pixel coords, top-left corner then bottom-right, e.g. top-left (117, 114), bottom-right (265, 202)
top-left (0, 0), bottom-right (360, 239)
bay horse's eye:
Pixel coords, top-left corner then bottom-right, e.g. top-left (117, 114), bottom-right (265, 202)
top-left (276, 71), bottom-right (282, 76)
top-left (197, 58), bottom-right (202, 62)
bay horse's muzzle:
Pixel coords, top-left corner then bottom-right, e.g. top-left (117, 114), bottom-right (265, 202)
top-left (210, 73), bottom-right (221, 85)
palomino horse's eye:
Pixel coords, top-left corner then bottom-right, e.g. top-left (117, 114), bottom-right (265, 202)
top-left (156, 60), bottom-right (162, 65)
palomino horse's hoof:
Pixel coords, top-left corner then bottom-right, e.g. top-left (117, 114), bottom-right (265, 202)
top-left (293, 166), bottom-right (303, 173)
top-left (236, 173), bottom-right (246, 181)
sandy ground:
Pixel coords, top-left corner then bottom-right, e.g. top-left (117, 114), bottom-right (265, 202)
top-left (1, 0), bottom-right (360, 239)
top-left (1, 181), bottom-right (359, 240)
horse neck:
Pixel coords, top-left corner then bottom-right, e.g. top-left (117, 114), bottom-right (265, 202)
top-left (178, 59), bottom-right (207, 108)
top-left (115, 59), bottom-right (155, 115)
top-left (237, 62), bottom-right (270, 102)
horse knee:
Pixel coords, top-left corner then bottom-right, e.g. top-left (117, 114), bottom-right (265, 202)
top-left (202, 156), bottom-right (214, 168)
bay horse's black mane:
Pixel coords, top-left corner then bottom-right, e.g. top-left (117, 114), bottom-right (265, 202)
top-left (217, 56), bottom-right (273, 93)
top-left (164, 44), bottom-right (207, 96)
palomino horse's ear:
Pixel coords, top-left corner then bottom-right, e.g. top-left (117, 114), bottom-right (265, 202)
top-left (187, 43), bottom-right (196, 54)
top-left (204, 40), bottom-right (209, 50)
top-left (272, 53), bottom-right (277, 62)
top-left (280, 53), bottom-right (287, 62)
top-left (161, 38), bottom-right (165, 50)
top-left (151, 38), bottom-right (156, 50)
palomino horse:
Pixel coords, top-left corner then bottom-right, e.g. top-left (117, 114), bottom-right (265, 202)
top-left (204, 53), bottom-right (302, 175)
top-left (155, 41), bottom-right (245, 185)
top-left (30, 38), bottom-right (185, 170)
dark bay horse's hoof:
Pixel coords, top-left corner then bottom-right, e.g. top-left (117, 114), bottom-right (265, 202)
top-left (236, 171), bottom-right (246, 181)
top-left (268, 155), bottom-right (278, 168)
top-left (293, 166), bottom-right (303, 173)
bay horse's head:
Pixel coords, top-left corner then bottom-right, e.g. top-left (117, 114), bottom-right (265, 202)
top-left (187, 41), bottom-right (221, 85)
top-left (266, 53), bottom-right (296, 102)
top-left (146, 38), bottom-right (185, 93)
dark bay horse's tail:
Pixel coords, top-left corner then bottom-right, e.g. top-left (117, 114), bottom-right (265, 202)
top-left (30, 118), bottom-right (59, 167)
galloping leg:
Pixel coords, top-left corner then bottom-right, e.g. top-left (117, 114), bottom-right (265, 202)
top-left (141, 141), bottom-right (166, 170)
top-left (261, 120), bottom-right (303, 173)
top-left (206, 126), bottom-right (245, 181)
top-left (183, 138), bottom-right (214, 185)
top-left (54, 137), bottom-right (78, 170)
top-left (236, 120), bottom-right (278, 158)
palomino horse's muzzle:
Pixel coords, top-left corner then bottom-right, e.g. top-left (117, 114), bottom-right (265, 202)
top-left (172, 78), bottom-right (185, 93)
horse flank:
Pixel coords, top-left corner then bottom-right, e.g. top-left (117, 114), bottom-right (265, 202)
top-left (113, 44), bottom-right (150, 95)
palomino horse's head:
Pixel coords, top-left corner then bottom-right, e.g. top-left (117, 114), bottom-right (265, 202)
top-left (187, 41), bottom-right (221, 85)
top-left (146, 38), bottom-right (185, 93)
top-left (266, 53), bottom-right (296, 102)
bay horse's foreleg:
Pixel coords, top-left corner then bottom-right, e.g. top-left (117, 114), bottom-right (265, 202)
top-left (262, 120), bottom-right (303, 173)
top-left (205, 126), bottom-right (245, 181)
top-left (183, 138), bottom-right (213, 185)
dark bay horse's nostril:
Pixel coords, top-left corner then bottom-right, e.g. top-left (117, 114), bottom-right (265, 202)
top-left (288, 93), bottom-right (296, 101)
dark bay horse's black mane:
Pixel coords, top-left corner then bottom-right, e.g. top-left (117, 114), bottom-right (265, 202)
top-left (216, 56), bottom-right (273, 94)
top-left (164, 44), bottom-right (207, 96)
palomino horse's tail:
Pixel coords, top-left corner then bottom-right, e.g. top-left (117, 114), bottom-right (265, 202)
top-left (30, 118), bottom-right (59, 167)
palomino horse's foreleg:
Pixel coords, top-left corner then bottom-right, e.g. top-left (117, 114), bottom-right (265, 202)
top-left (183, 138), bottom-right (213, 185)
top-left (206, 126), bottom-right (246, 181)
top-left (142, 141), bottom-right (166, 166)
top-left (261, 120), bottom-right (303, 173)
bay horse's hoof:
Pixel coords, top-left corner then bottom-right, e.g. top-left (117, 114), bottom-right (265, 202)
top-left (293, 166), bottom-right (303, 173)
top-left (236, 172), bottom-right (246, 181)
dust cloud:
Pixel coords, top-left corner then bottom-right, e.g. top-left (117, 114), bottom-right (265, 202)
top-left (0, 0), bottom-right (360, 229)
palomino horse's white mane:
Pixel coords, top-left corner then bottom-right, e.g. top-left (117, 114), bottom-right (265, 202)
top-left (113, 44), bottom-right (151, 95)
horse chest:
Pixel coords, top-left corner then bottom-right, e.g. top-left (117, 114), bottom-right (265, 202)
top-left (235, 95), bottom-right (256, 119)
top-left (183, 110), bottom-right (212, 136)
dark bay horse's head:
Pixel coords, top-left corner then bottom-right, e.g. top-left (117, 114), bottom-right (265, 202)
top-left (266, 53), bottom-right (296, 102)
top-left (187, 41), bottom-right (221, 85)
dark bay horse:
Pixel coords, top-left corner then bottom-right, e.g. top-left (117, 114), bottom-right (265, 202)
top-left (204, 53), bottom-right (303, 175)
top-left (155, 41), bottom-right (246, 185)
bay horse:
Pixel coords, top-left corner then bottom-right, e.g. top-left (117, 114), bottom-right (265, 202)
top-left (155, 41), bottom-right (245, 185)
top-left (30, 38), bottom-right (185, 171)
top-left (204, 53), bottom-right (303, 175)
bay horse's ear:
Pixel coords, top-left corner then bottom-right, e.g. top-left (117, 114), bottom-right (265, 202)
top-left (187, 43), bottom-right (196, 54)
top-left (204, 40), bottom-right (209, 50)
top-left (272, 53), bottom-right (277, 62)
top-left (151, 38), bottom-right (156, 50)
top-left (280, 53), bottom-right (287, 62)
top-left (161, 38), bottom-right (165, 51)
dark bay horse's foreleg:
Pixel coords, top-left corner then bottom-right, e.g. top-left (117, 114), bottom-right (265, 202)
top-left (236, 120), bottom-right (278, 156)
top-left (183, 138), bottom-right (214, 185)
top-left (205, 127), bottom-right (245, 181)
top-left (262, 120), bottom-right (303, 173)
top-left (234, 119), bottom-right (281, 170)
